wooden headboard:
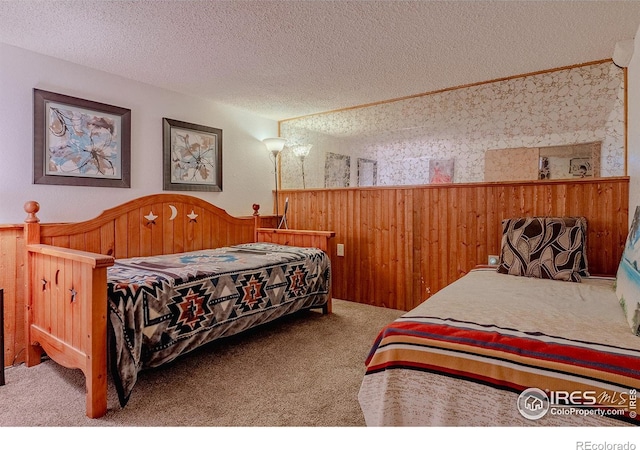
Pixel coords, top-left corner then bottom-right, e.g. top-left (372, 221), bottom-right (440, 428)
top-left (24, 193), bottom-right (259, 258)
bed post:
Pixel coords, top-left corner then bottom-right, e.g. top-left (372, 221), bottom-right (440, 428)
top-left (85, 259), bottom-right (109, 418)
top-left (252, 203), bottom-right (261, 241)
top-left (23, 201), bottom-right (43, 367)
top-left (23, 200), bottom-right (113, 418)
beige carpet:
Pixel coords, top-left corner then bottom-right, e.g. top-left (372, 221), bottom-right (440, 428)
top-left (0, 299), bottom-right (403, 427)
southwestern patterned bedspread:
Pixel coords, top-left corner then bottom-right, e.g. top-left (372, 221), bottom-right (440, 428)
top-left (107, 242), bottom-right (331, 406)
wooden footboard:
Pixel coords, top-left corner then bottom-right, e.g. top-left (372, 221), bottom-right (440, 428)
top-left (256, 228), bottom-right (336, 313)
top-left (25, 244), bottom-right (114, 418)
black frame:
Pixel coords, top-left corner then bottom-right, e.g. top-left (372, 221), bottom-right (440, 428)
top-left (33, 89), bottom-right (131, 188)
top-left (162, 118), bottom-right (223, 192)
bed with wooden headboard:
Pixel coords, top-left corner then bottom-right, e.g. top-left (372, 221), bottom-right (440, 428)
top-left (22, 193), bottom-right (335, 418)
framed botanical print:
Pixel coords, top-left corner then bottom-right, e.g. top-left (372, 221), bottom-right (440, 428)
top-left (33, 89), bottom-right (131, 187)
top-left (163, 118), bottom-right (223, 192)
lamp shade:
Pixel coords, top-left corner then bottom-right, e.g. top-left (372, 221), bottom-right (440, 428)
top-left (263, 137), bottom-right (287, 153)
top-left (292, 144), bottom-right (312, 158)
top-left (613, 39), bottom-right (634, 68)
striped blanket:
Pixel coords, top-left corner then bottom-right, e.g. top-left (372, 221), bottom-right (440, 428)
top-left (359, 269), bottom-right (640, 426)
top-left (365, 316), bottom-right (640, 425)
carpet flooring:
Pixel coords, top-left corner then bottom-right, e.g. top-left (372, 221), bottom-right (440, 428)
top-left (0, 299), bottom-right (403, 427)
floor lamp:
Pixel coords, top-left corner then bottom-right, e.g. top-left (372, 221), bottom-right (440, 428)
top-left (262, 137), bottom-right (287, 224)
top-left (292, 144), bottom-right (312, 189)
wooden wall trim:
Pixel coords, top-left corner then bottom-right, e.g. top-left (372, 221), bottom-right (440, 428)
top-left (277, 176), bottom-right (629, 193)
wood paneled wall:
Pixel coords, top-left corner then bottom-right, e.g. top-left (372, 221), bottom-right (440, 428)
top-left (0, 225), bottom-right (25, 368)
top-left (277, 177), bottom-right (629, 312)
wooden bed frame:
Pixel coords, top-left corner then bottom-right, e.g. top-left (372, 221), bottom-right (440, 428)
top-left (22, 193), bottom-right (335, 418)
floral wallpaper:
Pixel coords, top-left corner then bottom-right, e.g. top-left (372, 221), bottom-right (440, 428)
top-left (279, 61), bottom-right (624, 189)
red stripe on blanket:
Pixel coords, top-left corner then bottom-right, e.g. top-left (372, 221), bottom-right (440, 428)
top-left (366, 320), bottom-right (640, 383)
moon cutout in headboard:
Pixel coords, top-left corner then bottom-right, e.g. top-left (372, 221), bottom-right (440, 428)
top-left (168, 205), bottom-right (178, 221)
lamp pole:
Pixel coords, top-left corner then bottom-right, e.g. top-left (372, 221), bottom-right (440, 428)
top-left (292, 144), bottom-right (312, 190)
top-left (262, 137), bottom-right (287, 221)
top-left (272, 150), bottom-right (279, 219)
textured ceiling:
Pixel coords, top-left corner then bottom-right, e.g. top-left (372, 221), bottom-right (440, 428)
top-left (1, 1), bottom-right (639, 121)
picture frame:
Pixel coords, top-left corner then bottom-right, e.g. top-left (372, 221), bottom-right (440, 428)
top-left (324, 152), bottom-right (350, 188)
top-left (163, 118), bottom-right (223, 192)
top-left (357, 158), bottom-right (377, 186)
top-left (33, 88), bottom-right (131, 188)
top-left (429, 158), bottom-right (455, 184)
top-left (569, 157), bottom-right (593, 177)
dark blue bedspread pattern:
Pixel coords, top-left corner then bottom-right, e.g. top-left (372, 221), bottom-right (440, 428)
top-left (107, 242), bottom-right (331, 407)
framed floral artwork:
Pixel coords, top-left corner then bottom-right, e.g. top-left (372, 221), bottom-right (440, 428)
top-left (33, 89), bottom-right (131, 187)
top-left (163, 118), bottom-right (223, 192)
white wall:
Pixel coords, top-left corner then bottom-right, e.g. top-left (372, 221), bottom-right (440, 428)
top-left (0, 43), bottom-right (278, 224)
top-left (628, 27), bottom-right (640, 223)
